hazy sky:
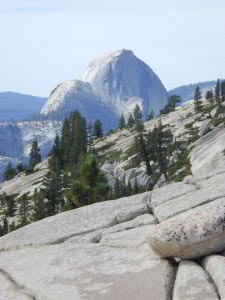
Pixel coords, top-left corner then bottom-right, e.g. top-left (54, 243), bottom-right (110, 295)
top-left (0, 0), bottom-right (225, 96)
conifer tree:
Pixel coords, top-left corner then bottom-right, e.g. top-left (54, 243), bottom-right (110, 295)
top-left (2, 217), bottom-right (8, 235)
top-left (160, 95), bottom-right (181, 115)
top-left (119, 114), bottom-right (126, 130)
top-left (28, 139), bottom-right (41, 171)
top-left (205, 90), bottom-right (214, 106)
top-left (133, 178), bottom-right (140, 194)
top-left (66, 154), bottom-right (108, 208)
top-left (5, 194), bottom-right (16, 217)
top-left (87, 124), bottom-right (93, 151)
top-left (16, 163), bottom-right (24, 173)
top-left (194, 86), bottom-right (203, 112)
top-left (93, 120), bottom-right (103, 139)
top-left (17, 193), bottom-right (31, 227)
top-left (43, 170), bottom-right (64, 216)
top-left (49, 134), bottom-right (63, 172)
top-left (31, 189), bottom-right (46, 222)
top-left (147, 120), bottom-right (173, 182)
top-left (4, 163), bottom-right (16, 181)
top-left (60, 117), bottom-right (70, 164)
top-left (221, 80), bottom-right (225, 102)
top-left (127, 113), bottom-right (135, 128)
top-left (133, 104), bottom-right (142, 123)
top-left (69, 111), bottom-right (87, 167)
top-left (134, 120), bottom-right (152, 176)
top-left (215, 79), bottom-right (221, 104)
top-left (148, 110), bottom-right (154, 121)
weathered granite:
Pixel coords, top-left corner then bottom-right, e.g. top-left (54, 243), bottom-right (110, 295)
top-left (173, 260), bottom-right (219, 300)
top-left (202, 255), bottom-right (225, 299)
top-left (0, 192), bottom-right (150, 251)
top-left (148, 198), bottom-right (225, 259)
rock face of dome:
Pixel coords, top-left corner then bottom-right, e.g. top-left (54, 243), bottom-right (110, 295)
top-left (41, 49), bottom-right (168, 129)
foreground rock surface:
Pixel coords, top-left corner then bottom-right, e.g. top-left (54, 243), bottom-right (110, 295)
top-left (0, 192), bottom-right (151, 250)
top-left (202, 255), bottom-right (225, 299)
top-left (148, 198), bottom-right (225, 259)
top-left (0, 191), bottom-right (177, 300)
top-left (173, 260), bottom-right (219, 300)
top-left (0, 242), bottom-right (175, 300)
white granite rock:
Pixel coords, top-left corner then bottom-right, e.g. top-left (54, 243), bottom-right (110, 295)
top-left (190, 127), bottom-right (225, 179)
top-left (0, 192), bottom-right (150, 251)
top-left (0, 239), bottom-right (175, 300)
top-left (173, 260), bottom-right (219, 300)
top-left (202, 255), bottom-right (225, 299)
top-left (100, 225), bottom-right (157, 249)
top-left (65, 214), bottom-right (156, 244)
top-left (151, 182), bottom-right (197, 209)
top-left (153, 172), bottom-right (225, 222)
top-left (0, 271), bottom-right (33, 300)
top-left (148, 198), bottom-right (225, 259)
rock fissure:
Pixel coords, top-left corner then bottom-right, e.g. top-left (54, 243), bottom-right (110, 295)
top-left (0, 268), bottom-right (36, 300)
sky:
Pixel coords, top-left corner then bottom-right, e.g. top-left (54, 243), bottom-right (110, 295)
top-left (0, 0), bottom-right (225, 97)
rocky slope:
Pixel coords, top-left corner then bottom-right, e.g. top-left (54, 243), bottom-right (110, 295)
top-left (41, 49), bottom-right (168, 127)
top-left (1, 120), bottom-right (225, 298)
top-left (1, 99), bottom-right (225, 299)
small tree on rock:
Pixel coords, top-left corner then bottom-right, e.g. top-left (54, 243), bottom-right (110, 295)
top-left (194, 86), bottom-right (203, 113)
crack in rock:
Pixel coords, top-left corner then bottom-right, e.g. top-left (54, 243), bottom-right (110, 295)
top-left (0, 268), bottom-right (36, 300)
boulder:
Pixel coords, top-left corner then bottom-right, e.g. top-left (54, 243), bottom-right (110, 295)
top-left (148, 198), bottom-right (225, 259)
top-left (173, 260), bottom-right (219, 300)
top-left (202, 255), bottom-right (225, 299)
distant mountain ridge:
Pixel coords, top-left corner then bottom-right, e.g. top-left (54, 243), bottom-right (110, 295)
top-left (168, 80), bottom-right (221, 102)
top-left (0, 92), bottom-right (47, 121)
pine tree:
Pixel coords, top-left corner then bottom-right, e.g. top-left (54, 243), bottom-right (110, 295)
top-left (43, 170), bottom-right (64, 216)
top-left (148, 110), bottom-right (154, 121)
top-left (194, 86), bottom-right (203, 112)
top-left (66, 154), bottom-right (109, 208)
top-left (87, 124), bottom-right (93, 151)
top-left (221, 80), bottom-right (225, 102)
top-left (205, 90), bottom-right (214, 106)
top-left (60, 117), bottom-right (70, 164)
top-left (147, 120), bottom-right (173, 182)
top-left (17, 193), bottom-right (31, 227)
top-left (215, 79), bottom-right (221, 104)
top-left (113, 178), bottom-right (121, 199)
top-left (134, 120), bottom-right (152, 177)
top-left (127, 113), bottom-right (135, 128)
top-left (4, 163), bottom-right (16, 181)
top-left (160, 95), bottom-right (181, 115)
top-left (28, 139), bottom-right (41, 171)
top-left (133, 104), bottom-right (142, 122)
top-left (49, 134), bottom-right (63, 172)
top-left (69, 111), bottom-right (87, 168)
top-left (93, 120), bottom-right (103, 139)
top-left (5, 194), bottom-right (16, 217)
top-left (2, 217), bottom-right (8, 235)
top-left (133, 178), bottom-right (140, 194)
top-left (16, 163), bottom-right (24, 173)
top-left (119, 114), bottom-right (126, 130)
top-left (31, 189), bottom-right (46, 222)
